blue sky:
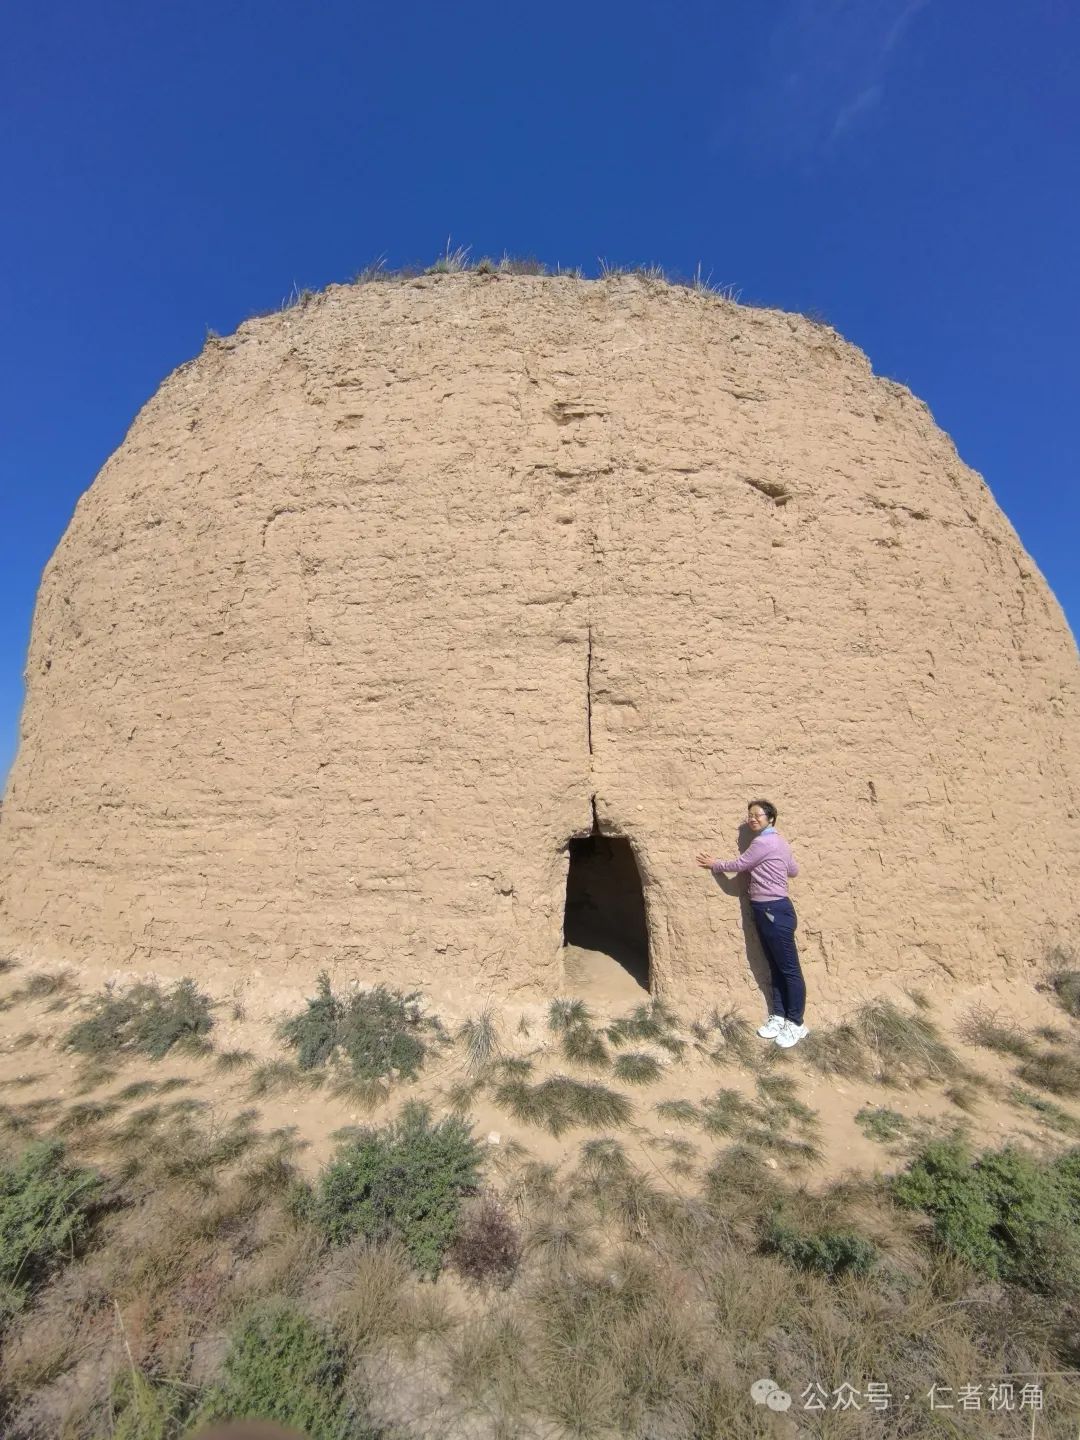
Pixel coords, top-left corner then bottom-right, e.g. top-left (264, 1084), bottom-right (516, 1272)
top-left (2, 0), bottom-right (1077, 786)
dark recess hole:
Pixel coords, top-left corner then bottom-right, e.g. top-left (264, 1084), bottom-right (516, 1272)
top-left (563, 833), bottom-right (650, 992)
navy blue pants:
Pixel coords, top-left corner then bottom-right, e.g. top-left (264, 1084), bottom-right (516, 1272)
top-left (750, 898), bottom-right (806, 1026)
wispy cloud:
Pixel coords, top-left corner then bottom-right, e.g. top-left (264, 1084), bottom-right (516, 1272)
top-left (735, 0), bottom-right (930, 160)
top-left (831, 83), bottom-right (883, 141)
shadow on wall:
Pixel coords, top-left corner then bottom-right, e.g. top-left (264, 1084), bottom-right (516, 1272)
top-left (563, 833), bottom-right (650, 991)
top-left (709, 821), bottom-right (774, 1012)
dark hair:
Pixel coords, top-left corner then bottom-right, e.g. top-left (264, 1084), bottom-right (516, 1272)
top-left (747, 798), bottom-right (777, 825)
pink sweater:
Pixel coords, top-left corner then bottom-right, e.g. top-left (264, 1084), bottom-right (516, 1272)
top-left (710, 829), bottom-right (799, 902)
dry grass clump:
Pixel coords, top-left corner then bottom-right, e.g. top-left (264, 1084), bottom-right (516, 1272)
top-left (1046, 950), bottom-right (1080, 1019)
top-left (654, 1098), bottom-right (700, 1125)
top-left (702, 1143), bottom-right (785, 1231)
top-left (656, 1079), bottom-right (821, 1170)
top-left (855, 1105), bottom-right (910, 1144)
top-left (798, 1020), bottom-right (868, 1078)
top-left (109, 1103), bottom-right (263, 1192)
top-left (944, 1079), bottom-right (981, 1113)
top-left (607, 1001), bottom-right (685, 1058)
top-left (214, 1047), bottom-right (255, 1072)
top-left (523, 1203), bottom-right (600, 1270)
top-left (444, 1310), bottom-right (532, 1419)
top-left (246, 1059), bottom-right (326, 1098)
top-left (802, 999), bottom-right (960, 1089)
top-left (425, 240), bottom-right (472, 274)
top-left (692, 1006), bottom-right (758, 1067)
top-left (494, 1074), bottom-right (634, 1137)
top-left (548, 996), bottom-right (613, 1067)
top-left (327, 1071), bottom-right (393, 1111)
top-left (449, 1191), bottom-right (522, 1288)
top-left (547, 998), bottom-right (591, 1033)
top-left (957, 1003), bottom-right (1036, 1057)
top-left (1008, 1086), bottom-right (1080, 1135)
top-left (1016, 1044), bottom-right (1080, 1098)
top-left (3, 971), bottom-right (77, 1013)
top-left (114, 1080), bottom-right (159, 1102)
top-left (456, 1006), bottom-right (502, 1074)
top-left (561, 1020), bottom-right (611, 1069)
top-left (572, 1154), bottom-right (673, 1241)
top-left (52, 1099), bottom-right (123, 1137)
top-left (698, 1088), bottom-right (757, 1137)
top-left (523, 1251), bottom-right (715, 1437)
top-left (444, 1073), bottom-right (488, 1116)
top-left (612, 1051), bottom-right (662, 1085)
top-left (755, 1072), bottom-right (816, 1124)
top-left (0, 1096), bottom-right (63, 1140)
top-left (329, 1238), bottom-right (454, 1353)
top-left (859, 998), bottom-right (961, 1083)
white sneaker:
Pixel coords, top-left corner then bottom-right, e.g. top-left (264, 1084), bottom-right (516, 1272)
top-left (756, 1014), bottom-right (786, 1039)
top-left (774, 1021), bottom-right (809, 1049)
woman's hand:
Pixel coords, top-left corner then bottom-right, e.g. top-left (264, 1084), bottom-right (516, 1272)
top-left (695, 852), bottom-right (717, 869)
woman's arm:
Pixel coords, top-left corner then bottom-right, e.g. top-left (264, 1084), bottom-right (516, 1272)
top-left (705, 835), bottom-right (769, 874)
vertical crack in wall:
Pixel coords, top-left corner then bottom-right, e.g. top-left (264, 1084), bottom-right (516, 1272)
top-left (585, 622), bottom-right (594, 756)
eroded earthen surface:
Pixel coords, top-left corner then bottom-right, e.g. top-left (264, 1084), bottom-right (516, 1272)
top-left (1, 274), bottom-right (1077, 1012)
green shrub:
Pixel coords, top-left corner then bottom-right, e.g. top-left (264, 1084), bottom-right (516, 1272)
top-left (1054, 1149), bottom-right (1080, 1216)
top-left (761, 1216), bottom-right (878, 1278)
top-left (0, 1139), bottom-right (101, 1314)
top-left (311, 1102), bottom-right (483, 1276)
top-left (893, 1141), bottom-right (1002, 1275)
top-left (65, 978), bottom-right (214, 1060)
top-left (194, 1300), bottom-right (377, 1439)
top-left (281, 973), bottom-right (435, 1081)
top-left (893, 1140), bottom-right (1080, 1295)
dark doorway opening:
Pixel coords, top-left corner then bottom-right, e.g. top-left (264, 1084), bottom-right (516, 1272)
top-left (563, 833), bottom-right (650, 992)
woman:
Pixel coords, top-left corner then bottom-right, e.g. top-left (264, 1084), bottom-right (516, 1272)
top-left (696, 799), bottom-right (808, 1048)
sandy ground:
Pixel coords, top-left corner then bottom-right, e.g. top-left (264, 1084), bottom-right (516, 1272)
top-left (3, 942), bottom-right (1078, 1196)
